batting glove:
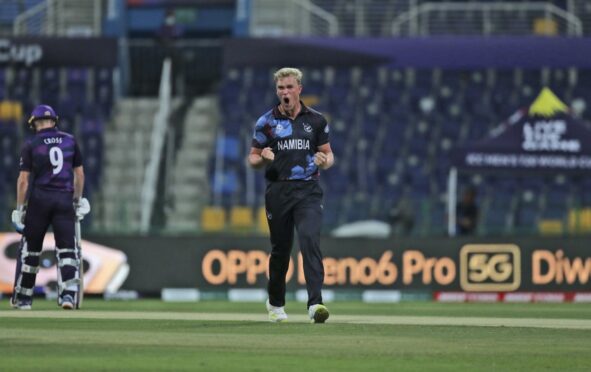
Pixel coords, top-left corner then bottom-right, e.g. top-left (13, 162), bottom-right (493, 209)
top-left (74, 197), bottom-right (91, 221)
top-left (11, 205), bottom-right (25, 234)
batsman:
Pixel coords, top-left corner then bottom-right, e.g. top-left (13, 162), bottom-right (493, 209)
top-left (10, 104), bottom-right (90, 310)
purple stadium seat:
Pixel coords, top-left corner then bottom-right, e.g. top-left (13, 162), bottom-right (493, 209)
top-left (80, 117), bottom-right (104, 135)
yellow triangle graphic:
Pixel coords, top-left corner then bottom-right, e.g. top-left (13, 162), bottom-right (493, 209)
top-left (529, 87), bottom-right (568, 117)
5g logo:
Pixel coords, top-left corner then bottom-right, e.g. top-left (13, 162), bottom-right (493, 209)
top-left (460, 244), bottom-right (521, 291)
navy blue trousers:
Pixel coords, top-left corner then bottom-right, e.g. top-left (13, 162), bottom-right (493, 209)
top-left (265, 181), bottom-right (324, 309)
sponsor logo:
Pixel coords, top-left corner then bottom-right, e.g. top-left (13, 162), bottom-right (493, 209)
top-left (465, 152), bottom-right (591, 170)
top-left (200, 249), bottom-right (456, 287)
top-left (272, 120), bottom-right (292, 138)
top-left (522, 120), bottom-right (580, 153)
top-left (532, 249), bottom-right (591, 285)
top-left (201, 250), bottom-right (399, 286)
top-left (460, 244), bottom-right (521, 291)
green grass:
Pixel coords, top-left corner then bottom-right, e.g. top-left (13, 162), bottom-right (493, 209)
top-left (15, 298), bottom-right (591, 319)
top-left (1, 300), bottom-right (590, 371)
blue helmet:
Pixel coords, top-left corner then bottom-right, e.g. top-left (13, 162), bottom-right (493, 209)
top-left (28, 104), bottom-right (59, 128)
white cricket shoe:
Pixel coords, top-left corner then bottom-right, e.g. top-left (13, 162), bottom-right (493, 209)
top-left (308, 304), bottom-right (329, 323)
top-left (266, 299), bottom-right (288, 323)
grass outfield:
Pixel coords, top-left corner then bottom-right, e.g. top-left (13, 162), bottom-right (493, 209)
top-left (1, 300), bottom-right (590, 371)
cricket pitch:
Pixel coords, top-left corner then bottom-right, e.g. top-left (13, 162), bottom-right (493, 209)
top-left (2, 310), bottom-right (590, 329)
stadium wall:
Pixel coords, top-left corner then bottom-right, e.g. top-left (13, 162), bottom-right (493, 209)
top-left (83, 235), bottom-right (591, 294)
top-left (0, 37), bottom-right (118, 67)
top-left (223, 37), bottom-right (591, 68)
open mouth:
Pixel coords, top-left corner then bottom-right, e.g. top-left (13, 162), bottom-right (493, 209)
top-left (283, 97), bottom-right (290, 104)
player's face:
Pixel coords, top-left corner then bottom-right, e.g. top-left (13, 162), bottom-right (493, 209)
top-left (276, 76), bottom-right (302, 112)
top-left (34, 119), bottom-right (55, 131)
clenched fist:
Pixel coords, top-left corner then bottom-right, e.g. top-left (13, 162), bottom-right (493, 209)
top-left (262, 147), bottom-right (275, 162)
top-left (314, 152), bottom-right (328, 166)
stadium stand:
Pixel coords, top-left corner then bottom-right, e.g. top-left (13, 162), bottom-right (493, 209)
top-left (1, 0), bottom-right (591, 237)
top-left (0, 65), bottom-right (114, 230)
top-left (211, 66), bottom-right (591, 236)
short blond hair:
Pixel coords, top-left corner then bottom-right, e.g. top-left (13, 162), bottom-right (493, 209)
top-left (273, 67), bottom-right (303, 85)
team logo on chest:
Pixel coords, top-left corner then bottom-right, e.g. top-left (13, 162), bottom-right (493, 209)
top-left (302, 123), bottom-right (313, 133)
top-left (272, 120), bottom-right (292, 138)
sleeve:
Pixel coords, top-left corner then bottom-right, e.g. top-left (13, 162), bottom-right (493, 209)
top-left (316, 116), bottom-right (330, 147)
top-left (251, 115), bottom-right (269, 149)
top-left (73, 141), bottom-right (83, 168)
top-left (19, 142), bottom-right (32, 171)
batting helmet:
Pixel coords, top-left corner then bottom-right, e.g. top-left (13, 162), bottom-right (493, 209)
top-left (28, 104), bottom-right (59, 128)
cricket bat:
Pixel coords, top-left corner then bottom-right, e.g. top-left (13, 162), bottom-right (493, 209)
top-left (75, 219), bottom-right (83, 309)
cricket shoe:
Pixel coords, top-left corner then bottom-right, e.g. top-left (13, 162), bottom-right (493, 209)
top-left (10, 296), bottom-right (32, 310)
top-left (266, 299), bottom-right (288, 323)
top-left (61, 294), bottom-right (75, 310)
top-left (308, 304), bottom-right (329, 323)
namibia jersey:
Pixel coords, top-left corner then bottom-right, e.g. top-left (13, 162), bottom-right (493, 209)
top-left (252, 102), bottom-right (329, 182)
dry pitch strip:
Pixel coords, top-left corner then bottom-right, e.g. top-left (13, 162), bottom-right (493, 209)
top-left (1, 311), bottom-right (590, 330)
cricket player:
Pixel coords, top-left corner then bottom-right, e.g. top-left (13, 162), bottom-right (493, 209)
top-left (247, 67), bottom-right (335, 323)
top-left (10, 104), bottom-right (90, 310)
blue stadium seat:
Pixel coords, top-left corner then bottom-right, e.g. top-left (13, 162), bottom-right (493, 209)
top-left (323, 196), bottom-right (343, 228)
top-left (428, 200), bottom-right (447, 235)
top-left (545, 186), bottom-right (569, 205)
top-left (25, 0), bottom-right (45, 8)
top-left (219, 85), bottom-right (241, 113)
top-left (57, 95), bottom-right (77, 120)
top-left (0, 2), bottom-right (19, 23)
top-left (66, 68), bottom-right (89, 109)
top-left (439, 70), bottom-right (463, 90)
top-left (0, 69), bottom-right (5, 100)
top-left (84, 152), bottom-right (102, 189)
top-left (514, 205), bottom-right (538, 233)
top-left (482, 208), bottom-right (508, 234)
top-left (541, 205), bottom-right (566, 220)
top-left (80, 116), bottom-right (104, 135)
top-left (1, 126), bottom-right (18, 184)
top-left (57, 116), bottom-right (75, 134)
top-left (217, 135), bottom-right (241, 161)
top-left (213, 169), bottom-right (239, 196)
top-left (40, 68), bottom-right (60, 105)
top-left (440, 118), bottom-right (461, 139)
top-left (324, 165), bottom-right (348, 194)
top-left (214, 65), bottom-right (591, 233)
top-left (95, 68), bottom-right (114, 115)
top-left (345, 194), bottom-right (371, 222)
